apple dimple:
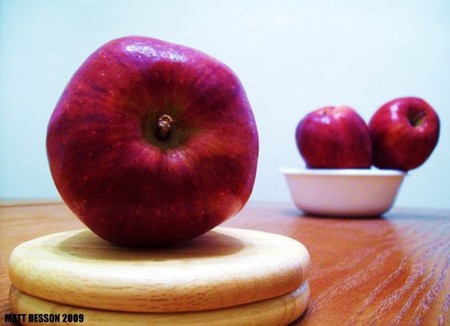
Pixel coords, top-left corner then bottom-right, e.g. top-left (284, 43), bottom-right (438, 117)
top-left (408, 110), bottom-right (426, 127)
top-left (141, 111), bottom-right (189, 150)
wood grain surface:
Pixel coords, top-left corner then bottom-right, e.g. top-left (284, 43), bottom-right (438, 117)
top-left (1, 201), bottom-right (449, 325)
top-left (8, 227), bottom-right (309, 313)
top-left (9, 282), bottom-right (309, 326)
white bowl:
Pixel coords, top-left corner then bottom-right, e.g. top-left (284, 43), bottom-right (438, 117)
top-left (280, 168), bottom-right (406, 217)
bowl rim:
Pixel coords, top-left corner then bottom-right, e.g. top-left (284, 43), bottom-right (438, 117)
top-left (279, 167), bottom-right (406, 177)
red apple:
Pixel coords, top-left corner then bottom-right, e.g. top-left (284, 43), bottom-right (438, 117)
top-left (295, 106), bottom-right (372, 168)
top-left (46, 36), bottom-right (259, 246)
top-left (369, 97), bottom-right (440, 171)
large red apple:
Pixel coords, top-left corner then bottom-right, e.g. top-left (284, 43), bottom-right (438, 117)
top-left (369, 97), bottom-right (440, 171)
top-left (295, 106), bottom-right (372, 168)
top-left (46, 36), bottom-right (259, 246)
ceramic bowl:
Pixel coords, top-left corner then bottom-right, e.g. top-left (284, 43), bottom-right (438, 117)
top-left (280, 168), bottom-right (406, 217)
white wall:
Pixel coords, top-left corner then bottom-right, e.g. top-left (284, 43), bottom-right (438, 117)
top-left (1, 0), bottom-right (449, 208)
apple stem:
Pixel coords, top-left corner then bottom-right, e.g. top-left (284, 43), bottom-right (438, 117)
top-left (410, 111), bottom-right (426, 126)
top-left (156, 114), bottom-right (174, 140)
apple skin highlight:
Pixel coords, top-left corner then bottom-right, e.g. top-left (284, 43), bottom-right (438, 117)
top-left (46, 36), bottom-right (259, 246)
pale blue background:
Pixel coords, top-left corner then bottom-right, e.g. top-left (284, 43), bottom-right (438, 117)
top-left (1, 0), bottom-right (449, 208)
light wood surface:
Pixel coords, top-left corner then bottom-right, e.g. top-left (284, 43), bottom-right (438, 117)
top-left (8, 227), bottom-right (310, 313)
top-left (1, 201), bottom-right (450, 325)
top-left (9, 282), bottom-right (309, 326)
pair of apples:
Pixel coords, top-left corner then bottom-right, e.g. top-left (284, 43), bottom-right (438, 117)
top-left (47, 36), bottom-right (439, 247)
top-left (296, 99), bottom-right (440, 172)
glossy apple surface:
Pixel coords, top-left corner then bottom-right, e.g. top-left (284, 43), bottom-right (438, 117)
top-left (46, 36), bottom-right (259, 246)
top-left (295, 106), bottom-right (372, 168)
top-left (369, 97), bottom-right (440, 171)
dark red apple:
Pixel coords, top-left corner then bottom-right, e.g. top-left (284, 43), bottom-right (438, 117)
top-left (295, 106), bottom-right (372, 168)
top-left (46, 36), bottom-right (259, 246)
top-left (369, 97), bottom-right (440, 171)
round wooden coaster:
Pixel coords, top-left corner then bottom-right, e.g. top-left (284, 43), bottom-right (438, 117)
top-left (10, 282), bottom-right (309, 326)
top-left (8, 227), bottom-right (310, 313)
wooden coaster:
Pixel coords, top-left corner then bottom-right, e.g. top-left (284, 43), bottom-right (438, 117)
top-left (10, 282), bottom-right (309, 326)
top-left (8, 227), bottom-right (310, 313)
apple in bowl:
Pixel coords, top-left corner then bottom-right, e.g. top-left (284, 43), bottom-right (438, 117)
top-left (287, 98), bottom-right (440, 217)
top-left (295, 106), bottom-right (372, 169)
top-left (46, 36), bottom-right (259, 246)
top-left (369, 97), bottom-right (440, 171)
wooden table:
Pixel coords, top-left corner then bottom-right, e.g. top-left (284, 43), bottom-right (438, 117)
top-left (1, 201), bottom-right (449, 325)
